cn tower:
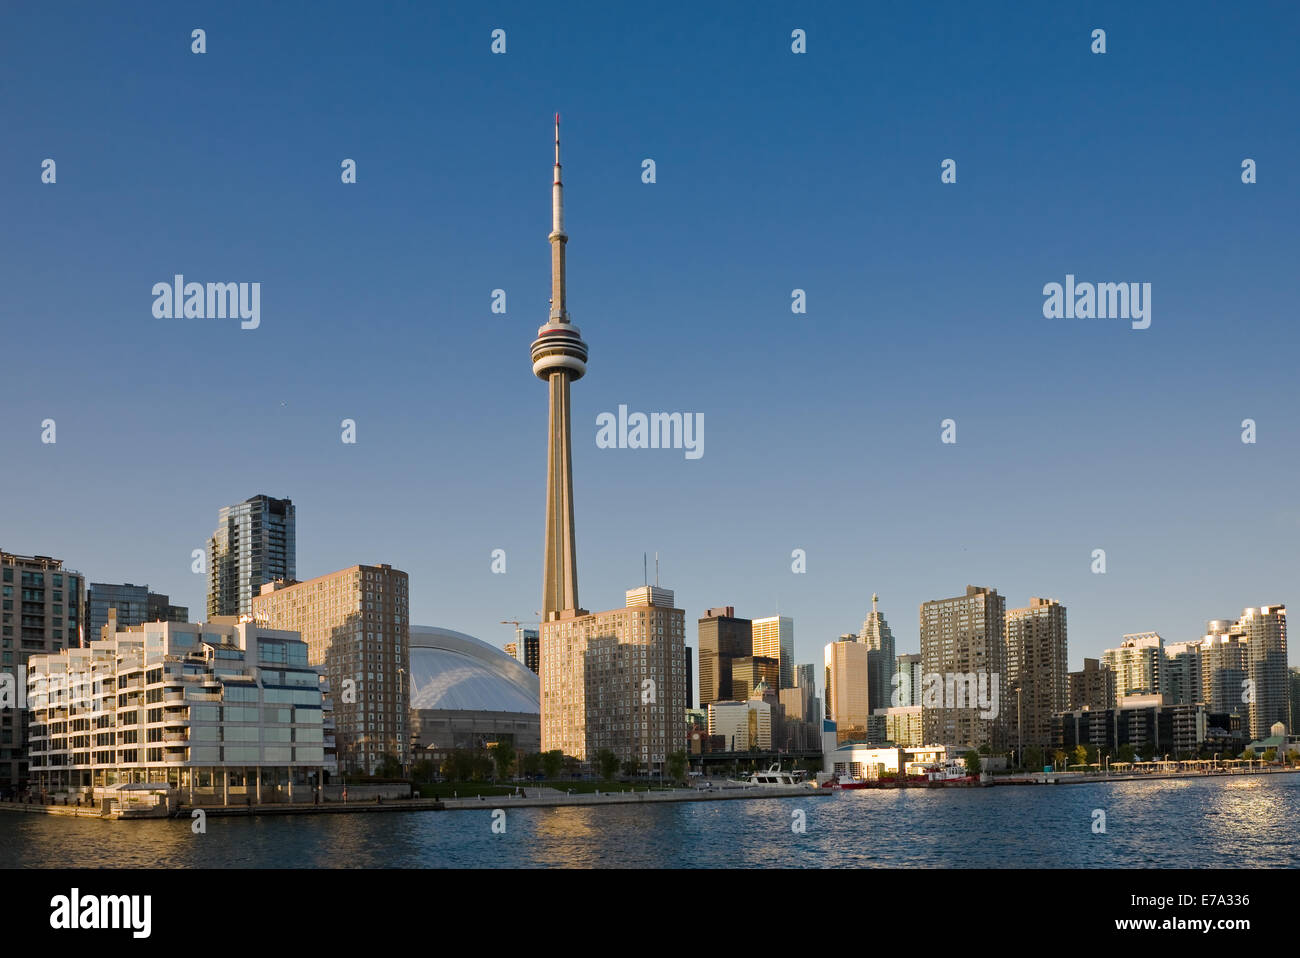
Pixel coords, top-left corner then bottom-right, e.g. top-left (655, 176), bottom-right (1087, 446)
top-left (531, 114), bottom-right (588, 621)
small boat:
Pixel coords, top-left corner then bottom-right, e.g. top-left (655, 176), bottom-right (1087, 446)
top-left (922, 761), bottom-right (978, 786)
top-left (821, 774), bottom-right (872, 790)
top-left (731, 764), bottom-right (809, 787)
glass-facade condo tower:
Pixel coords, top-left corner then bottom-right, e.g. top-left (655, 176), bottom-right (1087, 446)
top-left (207, 495), bottom-right (296, 618)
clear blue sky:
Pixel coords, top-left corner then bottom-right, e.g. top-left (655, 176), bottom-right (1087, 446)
top-left (3, 2), bottom-right (1298, 685)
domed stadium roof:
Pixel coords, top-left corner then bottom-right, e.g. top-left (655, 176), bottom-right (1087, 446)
top-left (409, 625), bottom-right (539, 714)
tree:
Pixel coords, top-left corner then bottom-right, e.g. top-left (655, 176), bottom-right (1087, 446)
top-left (595, 748), bottom-right (620, 781)
top-left (977, 744), bottom-right (992, 756)
top-left (666, 751), bottom-right (687, 783)
top-left (441, 749), bottom-right (475, 782)
top-left (1052, 749), bottom-right (1067, 770)
top-left (1073, 745), bottom-right (1088, 768)
top-left (471, 752), bottom-right (494, 781)
top-left (620, 758), bottom-right (640, 779)
top-left (963, 750), bottom-right (982, 776)
top-left (1117, 744), bottom-right (1136, 766)
top-left (561, 754), bottom-right (581, 777)
top-left (375, 753), bottom-right (402, 778)
top-left (541, 750), bottom-right (564, 780)
top-left (1262, 748), bottom-right (1278, 764)
top-left (521, 752), bottom-right (543, 778)
top-left (1083, 744), bottom-right (1098, 766)
top-left (490, 741), bottom-right (516, 780)
top-left (1023, 745), bottom-right (1044, 771)
top-left (411, 759), bottom-right (436, 784)
top-left (1241, 748), bottom-right (1256, 761)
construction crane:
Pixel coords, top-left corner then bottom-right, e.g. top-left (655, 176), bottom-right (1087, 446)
top-left (500, 617), bottom-right (542, 673)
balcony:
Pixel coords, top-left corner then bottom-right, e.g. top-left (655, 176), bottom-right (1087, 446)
top-left (163, 690), bottom-right (186, 705)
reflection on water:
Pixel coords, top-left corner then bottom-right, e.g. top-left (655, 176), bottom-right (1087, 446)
top-left (5, 774), bottom-right (1300, 868)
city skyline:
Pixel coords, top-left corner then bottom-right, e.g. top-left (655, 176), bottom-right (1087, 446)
top-left (3, 2), bottom-right (1298, 685)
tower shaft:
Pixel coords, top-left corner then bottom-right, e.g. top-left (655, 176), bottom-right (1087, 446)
top-left (543, 371), bottom-right (579, 616)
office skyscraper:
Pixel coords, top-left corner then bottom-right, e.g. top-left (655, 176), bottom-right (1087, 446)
top-left (207, 495), bottom-right (295, 617)
top-left (751, 615), bottom-right (794, 689)
top-left (697, 606), bottom-right (752, 707)
top-left (824, 637), bottom-right (870, 742)
top-left (920, 585), bottom-right (1007, 750)
top-left (859, 593), bottom-right (896, 716)
top-left (731, 655), bottom-right (779, 703)
top-left (1005, 597), bottom-right (1067, 749)
top-left (0, 549), bottom-right (85, 788)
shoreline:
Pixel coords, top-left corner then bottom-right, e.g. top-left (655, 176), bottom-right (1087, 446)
top-left (4, 768), bottom-right (1291, 820)
top-left (0, 783), bottom-right (827, 820)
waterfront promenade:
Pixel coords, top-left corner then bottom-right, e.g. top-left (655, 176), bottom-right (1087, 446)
top-left (0, 782), bottom-right (826, 819)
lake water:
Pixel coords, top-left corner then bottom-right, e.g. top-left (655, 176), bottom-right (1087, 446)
top-left (4, 774), bottom-right (1297, 868)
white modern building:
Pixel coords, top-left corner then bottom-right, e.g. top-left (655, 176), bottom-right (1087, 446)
top-left (822, 742), bottom-right (964, 781)
top-left (707, 698), bottom-right (772, 751)
top-left (26, 619), bottom-right (335, 805)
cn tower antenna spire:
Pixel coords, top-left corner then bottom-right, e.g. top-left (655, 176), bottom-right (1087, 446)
top-left (549, 112), bottom-right (568, 322)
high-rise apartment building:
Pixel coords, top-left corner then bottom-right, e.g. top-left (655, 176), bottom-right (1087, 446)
top-left (26, 619), bottom-right (335, 802)
top-left (87, 582), bottom-right (188, 644)
top-left (824, 638), bottom-right (870, 743)
top-left (697, 607), bottom-right (752, 707)
top-left (859, 594), bottom-right (896, 715)
top-left (1197, 622), bottom-right (1247, 718)
top-left (1238, 605), bottom-right (1288, 739)
top-left (1005, 597), bottom-right (1068, 749)
top-left (539, 586), bottom-right (687, 770)
top-left (1290, 667), bottom-right (1300, 735)
top-left (1, 550), bottom-right (85, 789)
top-left (1068, 658), bottom-right (1116, 711)
top-left (1163, 639), bottom-right (1204, 707)
top-left (919, 585), bottom-right (1007, 750)
top-left (751, 616), bottom-right (794, 689)
top-left (895, 653), bottom-right (923, 707)
top-left (1102, 633), bottom-right (1164, 703)
top-left (252, 564), bottom-right (409, 774)
top-left (207, 495), bottom-right (295, 618)
top-left (508, 626), bottom-right (540, 675)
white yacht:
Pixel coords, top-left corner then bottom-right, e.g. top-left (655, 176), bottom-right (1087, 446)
top-left (733, 764), bottom-right (809, 787)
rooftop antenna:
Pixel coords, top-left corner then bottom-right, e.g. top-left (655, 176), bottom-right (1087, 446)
top-left (643, 552), bottom-right (647, 586)
top-left (655, 552), bottom-right (659, 587)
